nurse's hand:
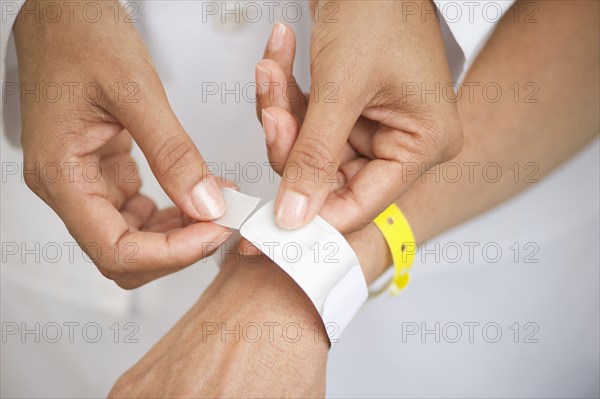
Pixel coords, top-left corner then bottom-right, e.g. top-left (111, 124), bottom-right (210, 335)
top-left (13, 0), bottom-right (230, 288)
top-left (108, 252), bottom-right (328, 398)
top-left (260, 2), bottom-right (463, 233)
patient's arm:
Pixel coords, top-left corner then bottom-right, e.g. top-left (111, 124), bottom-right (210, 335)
top-left (108, 253), bottom-right (330, 398)
top-left (252, 0), bottom-right (600, 280)
top-left (109, 1), bottom-right (598, 397)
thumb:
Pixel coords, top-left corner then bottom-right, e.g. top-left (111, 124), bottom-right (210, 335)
top-left (107, 88), bottom-right (225, 221)
top-left (274, 69), bottom-right (365, 230)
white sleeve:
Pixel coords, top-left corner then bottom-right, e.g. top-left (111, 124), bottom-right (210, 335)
top-left (434, 0), bottom-right (517, 82)
top-left (1, 1), bottom-right (25, 84)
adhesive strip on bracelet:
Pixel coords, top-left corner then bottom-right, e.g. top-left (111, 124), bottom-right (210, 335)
top-left (240, 201), bottom-right (368, 343)
top-left (212, 188), bottom-right (261, 229)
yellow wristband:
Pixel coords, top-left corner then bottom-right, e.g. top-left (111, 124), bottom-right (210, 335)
top-left (373, 204), bottom-right (416, 295)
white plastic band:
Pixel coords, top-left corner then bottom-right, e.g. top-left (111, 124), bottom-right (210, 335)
top-left (213, 189), bottom-right (368, 342)
top-left (240, 201), bottom-right (367, 343)
top-left (213, 188), bottom-right (261, 229)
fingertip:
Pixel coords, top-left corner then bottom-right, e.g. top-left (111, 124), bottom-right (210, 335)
top-left (189, 221), bottom-right (231, 244)
top-left (275, 190), bottom-right (309, 230)
top-left (267, 21), bottom-right (287, 53)
top-left (165, 222), bottom-right (232, 263)
top-left (191, 177), bottom-right (226, 220)
top-left (214, 230), bottom-right (233, 247)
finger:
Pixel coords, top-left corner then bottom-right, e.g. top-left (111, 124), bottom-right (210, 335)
top-left (320, 127), bottom-right (417, 232)
top-left (262, 22), bottom-right (308, 119)
top-left (329, 151), bottom-right (365, 192)
top-left (145, 217), bottom-right (185, 234)
top-left (262, 22), bottom-right (296, 77)
top-left (56, 185), bottom-right (231, 288)
top-left (97, 129), bottom-right (132, 158)
top-left (262, 105), bottom-right (359, 189)
top-left (274, 79), bottom-right (366, 230)
top-left (338, 157), bottom-right (369, 184)
top-left (121, 194), bottom-right (157, 230)
top-left (238, 157), bottom-right (369, 256)
top-left (256, 59), bottom-right (293, 116)
top-left (257, 24), bottom-right (308, 123)
top-left (100, 154), bottom-right (142, 209)
top-left (104, 81), bottom-right (226, 222)
top-left (144, 207), bottom-right (183, 230)
top-left (339, 143), bottom-right (359, 168)
top-left (122, 194), bottom-right (157, 222)
top-left (261, 106), bottom-right (299, 175)
top-left (110, 221), bottom-right (232, 289)
top-left (348, 117), bottom-right (379, 159)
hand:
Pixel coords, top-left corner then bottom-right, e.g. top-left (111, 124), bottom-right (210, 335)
top-left (13, 1), bottom-right (231, 288)
top-left (259, 2), bottom-right (463, 233)
top-left (108, 251), bottom-right (329, 398)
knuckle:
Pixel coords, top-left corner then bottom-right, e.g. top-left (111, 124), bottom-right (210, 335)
top-left (445, 123), bottom-right (464, 160)
top-left (22, 152), bottom-right (45, 194)
top-left (97, 258), bottom-right (140, 290)
top-left (427, 120), bottom-right (463, 164)
top-left (409, 120), bottom-right (459, 167)
top-left (108, 373), bottom-right (135, 398)
top-left (23, 166), bottom-right (43, 194)
top-left (423, 111), bottom-right (464, 163)
top-left (353, 215), bottom-right (371, 232)
top-left (152, 136), bottom-right (199, 178)
top-left (266, 155), bottom-right (284, 176)
top-left (114, 278), bottom-right (139, 290)
top-left (291, 136), bottom-right (337, 178)
top-left (333, 188), bottom-right (371, 232)
top-left (97, 263), bottom-right (120, 282)
top-left (347, 209), bottom-right (371, 232)
top-left (95, 257), bottom-right (124, 282)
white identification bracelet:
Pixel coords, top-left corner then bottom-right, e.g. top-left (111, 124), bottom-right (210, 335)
top-left (214, 188), bottom-right (368, 343)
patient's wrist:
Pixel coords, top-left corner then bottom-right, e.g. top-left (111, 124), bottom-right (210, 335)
top-left (346, 203), bottom-right (425, 285)
top-left (346, 223), bottom-right (393, 284)
top-left (203, 252), bottom-right (330, 352)
top-left (110, 252), bottom-right (329, 398)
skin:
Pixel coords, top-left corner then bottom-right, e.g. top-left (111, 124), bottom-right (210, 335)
top-left (13, 0), bottom-right (462, 288)
top-left (109, 254), bottom-right (330, 398)
top-left (13, 0), bottom-right (233, 288)
top-left (270, 0), bottom-right (463, 232)
top-left (110, 1), bottom-right (598, 397)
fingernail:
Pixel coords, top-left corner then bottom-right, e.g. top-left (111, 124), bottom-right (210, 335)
top-left (268, 22), bottom-right (286, 52)
top-left (256, 63), bottom-right (271, 95)
top-left (276, 191), bottom-right (309, 230)
top-left (214, 231), bottom-right (232, 247)
top-left (206, 231), bottom-right (232, 253)
top-left (262, 109), bottom-right (277, 144)
top-left (191, 178), bottom-right (226, 219)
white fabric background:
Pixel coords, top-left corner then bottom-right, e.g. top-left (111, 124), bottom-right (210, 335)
top-left (1, 1), bottom-right (598, 397)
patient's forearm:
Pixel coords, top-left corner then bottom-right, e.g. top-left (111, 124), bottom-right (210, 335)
top-left (349, 0), bottom-right (600, 282)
